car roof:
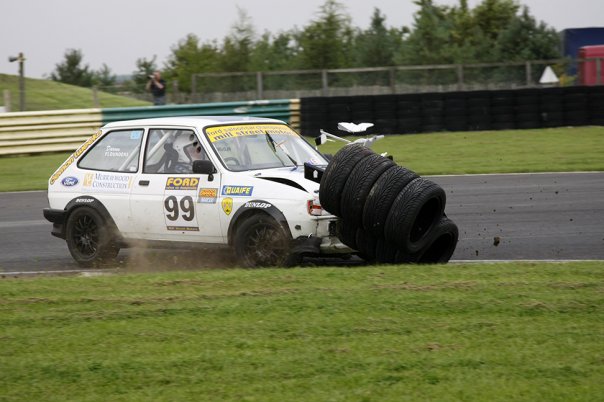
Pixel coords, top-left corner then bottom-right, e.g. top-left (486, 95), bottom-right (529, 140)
top-left (102, 115), bottom-right (284, 129)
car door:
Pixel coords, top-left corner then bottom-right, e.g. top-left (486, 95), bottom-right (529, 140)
top-left (128, 127), bottom-right (224, 243)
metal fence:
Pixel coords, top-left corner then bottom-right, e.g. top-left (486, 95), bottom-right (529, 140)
top-left (191, 58), bottom-right (603, 102)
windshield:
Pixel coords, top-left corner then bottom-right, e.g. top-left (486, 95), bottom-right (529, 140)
top-left (205, 123), bottom-right (328, 171)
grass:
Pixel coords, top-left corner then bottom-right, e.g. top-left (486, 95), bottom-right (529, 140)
top-left (0, 73), bottom-right (150, 111)
top-left (0, 153), bottom-right (72, 192)
top-left (318, 126), bottom-right (604, 175)
top-left (1, 126), bottom-right (603, 192)
top-left (0, 262), bottom-right (603, 401)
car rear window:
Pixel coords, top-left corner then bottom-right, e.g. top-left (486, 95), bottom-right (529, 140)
top-left (78, 129), bottom-right (143, 172)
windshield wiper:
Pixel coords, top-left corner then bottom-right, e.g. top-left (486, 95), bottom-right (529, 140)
top-left (265, 131), bottom-right (297, 167)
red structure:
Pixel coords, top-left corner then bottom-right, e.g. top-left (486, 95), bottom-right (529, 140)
top-left (579, 45), bottom-right (604, 85)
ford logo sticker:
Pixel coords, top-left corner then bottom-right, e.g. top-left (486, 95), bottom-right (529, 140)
top-left (61, 177), bottom-right (79, 187)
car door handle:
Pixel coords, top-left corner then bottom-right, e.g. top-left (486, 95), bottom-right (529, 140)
top-left (139, 180), bottom-right (150, 186)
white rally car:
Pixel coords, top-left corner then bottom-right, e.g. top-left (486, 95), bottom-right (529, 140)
top-left (44, 116), bottom-right (347, 267)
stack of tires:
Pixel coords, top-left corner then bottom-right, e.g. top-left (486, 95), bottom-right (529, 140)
top-left (319, 144), bottom-right (458, 264)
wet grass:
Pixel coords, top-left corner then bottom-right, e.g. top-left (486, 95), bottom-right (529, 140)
top-left (318, 126), bottom-right (604, 175)
top-left (0, 73), bottom-right (149, 111)
top-left (1, 126), bottom-right (603, 192)
top-left (1, 262), bottom-right (603, 401)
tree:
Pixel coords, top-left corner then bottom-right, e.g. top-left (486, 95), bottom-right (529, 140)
top-left (495, 6), bottom-right (560, 61)
top-left (163, 35), bottom-right (221, 93)
top-left (473, 0), bottom-right (520, 42)
top-left (354, 8), bottom-right (402, 67)
top-left (93, 64), bottom-right (117, 88)
top-left (397, 0), bottom-right (559, 65)
top-left (50, 49), bottom-right (94, 87)
top-left (397, 0), bottom-right (456, 65)
top-left (220, 7), bottom-right (256, 72)
top-left (250, 31), bottom-right (298, 72)
top-left (296, 0), bottom-right (354, 69)
top-left (130, 56), bottom-right (158, 93)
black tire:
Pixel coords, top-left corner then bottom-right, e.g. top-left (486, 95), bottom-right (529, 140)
top-left (355, 229), bottom-right (377, 262)
top-left (65, 207), bottom-right (119, 268)
top-left (319, 144), bottom-right (374, 217)
top-left (396, 217), bottom-right (459, 264)
top-left (336, 219), bottom-right (358, 250)
top-left (234, 214), bottom-right (292, 268)
top-left (339, 154), bottom-right (396, 224)
top-left (375, 238), bottom-right (397, 264)
top-left (384, 178), bottom-right (446, 254)
top-left (362, 166), bottom-right (418, 237)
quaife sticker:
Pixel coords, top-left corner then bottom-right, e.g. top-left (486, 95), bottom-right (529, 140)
top-left (222, 185), bottom-right (253, 197)
top-left (198, 188), bottom-right (218, 204)
top-left (165, 177), bottom-right (199, 190)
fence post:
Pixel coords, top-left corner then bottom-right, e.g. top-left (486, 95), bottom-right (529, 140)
top-left (3, 90), bottom-right (10, 112)
top-left (191, 74), bottom-right (197, 103)
top-left (456, 64), bottom-right (464, 91)
top-left (256, 72), bottom-right (264, 99)
top-left (321, 70), bottom-right (329, 96)
top-left (92, 86), bottom-right (100, 108)
top-left (389, 68), bottom-right (396, 93)
top-left (172, 80), bottom-right (179, 104)
top-left (526, 61), bottom-right (532, 86)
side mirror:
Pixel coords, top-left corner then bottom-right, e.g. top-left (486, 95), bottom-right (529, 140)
top-left (193, 160), bottom-right (216, 175)
top-left (315, 133), bottom-right (327, 146)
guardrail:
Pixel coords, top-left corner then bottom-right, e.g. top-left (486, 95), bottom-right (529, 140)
top-left (0, 99), bottom-right (300, 156)
top-left (0, 109), bottom-right (103, 156)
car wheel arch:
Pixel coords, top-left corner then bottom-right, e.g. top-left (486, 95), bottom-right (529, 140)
top-left (227, 200), bottom-right (291, 246)
top-left (62, 196), bottom-right (120, 239)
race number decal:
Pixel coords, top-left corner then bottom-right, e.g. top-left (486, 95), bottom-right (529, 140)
top-left (164, 195), bottom-right (199, 231)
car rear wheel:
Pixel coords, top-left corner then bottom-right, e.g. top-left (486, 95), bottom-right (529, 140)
top-left (235, 214), bottom-right (293, 268)
top-left (65, 207), bottom-right (119, 267)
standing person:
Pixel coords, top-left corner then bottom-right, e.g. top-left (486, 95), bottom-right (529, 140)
top-left (146, 71), bottom-right (166, 105)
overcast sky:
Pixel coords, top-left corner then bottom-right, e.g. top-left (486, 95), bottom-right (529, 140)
top-left (1, 0), bottom-right (603, 78)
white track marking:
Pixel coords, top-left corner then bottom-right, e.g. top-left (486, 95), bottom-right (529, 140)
top-left (0, 220), bottom-right (49, 228)
top-left (1, 269), bottom-right (118, 276)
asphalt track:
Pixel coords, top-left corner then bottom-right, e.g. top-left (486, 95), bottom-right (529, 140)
top-left (1, 172), bottom-right (603, 273)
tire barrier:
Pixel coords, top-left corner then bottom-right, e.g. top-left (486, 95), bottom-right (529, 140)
top-left (321, 145), bottom-right (458, 264)
top-left (300, 86), bottom-right (604, 136)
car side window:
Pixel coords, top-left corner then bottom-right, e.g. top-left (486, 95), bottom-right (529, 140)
top-left (78, 129), bottom-right (143, 172)
top-left (144, 129), bottom-right (208, 174)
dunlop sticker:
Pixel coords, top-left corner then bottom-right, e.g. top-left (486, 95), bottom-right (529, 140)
top-left (206, 124), bottom-right (297, 143)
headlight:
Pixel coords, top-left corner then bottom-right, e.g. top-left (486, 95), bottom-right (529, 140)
top-left (307, 198), bottom-right (323, 216)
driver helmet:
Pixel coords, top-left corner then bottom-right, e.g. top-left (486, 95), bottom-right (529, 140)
top-left (171, 133), bottom-right (205, 162)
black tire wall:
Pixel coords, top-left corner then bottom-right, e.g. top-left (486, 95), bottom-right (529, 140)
top-left (321, 145), bottom-right (458, 264)
top-left (300, 86), bottom-right (604, 136)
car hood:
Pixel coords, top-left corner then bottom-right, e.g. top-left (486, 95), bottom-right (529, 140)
top-left (239, 166), bottom-right (320, 194)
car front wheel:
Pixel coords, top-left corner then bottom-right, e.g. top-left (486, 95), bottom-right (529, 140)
top-left (65, 206), bottom-right (119, 267)
top-left (234, 214), bottom-right (293, 268)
